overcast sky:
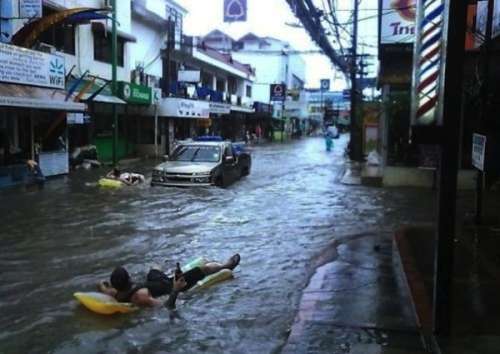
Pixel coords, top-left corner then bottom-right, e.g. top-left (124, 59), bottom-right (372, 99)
top-left (177, 0), bottom-right (379, 89)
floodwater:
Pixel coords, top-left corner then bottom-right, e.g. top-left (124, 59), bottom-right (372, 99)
top-left (0, 136), bottom-right (433, 354)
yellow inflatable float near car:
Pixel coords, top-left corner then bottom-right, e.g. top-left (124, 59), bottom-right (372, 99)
top-left (74, 257), bottom-right (233, 315)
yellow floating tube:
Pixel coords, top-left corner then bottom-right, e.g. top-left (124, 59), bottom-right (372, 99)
top-left (74, 292), bottom-right (138, 315)
top-left (98, 178), bottom-right (123, 188)
top-left (75, 258), bottom-right (234, 315)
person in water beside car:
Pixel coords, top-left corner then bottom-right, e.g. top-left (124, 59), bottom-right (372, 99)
top-left (106, 168), bottom-right (144, 186)
top-left (98, 254), bottom-right (240, 309)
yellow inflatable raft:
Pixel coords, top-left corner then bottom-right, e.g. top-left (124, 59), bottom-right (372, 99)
top-left (75, 258), bottom-right (234, 315)
top-left (98, 178), bottom-right (123, 188)
top-left (74, 292), bottom-right (138, 315)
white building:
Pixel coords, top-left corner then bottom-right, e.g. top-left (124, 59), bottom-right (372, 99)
top-left (203, 30), bottom-right (306, 118)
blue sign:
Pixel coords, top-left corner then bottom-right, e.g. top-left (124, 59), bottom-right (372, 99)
top-left (320, 79), bottom-right (330, 91)
top-left (224, 0), bottom-right (247, 22)
top-left (270, 84), bottom-right (286, 102)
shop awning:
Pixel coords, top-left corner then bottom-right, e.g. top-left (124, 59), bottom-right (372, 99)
top-left (66, 77), bottom-right (127, 105)
top-left (231, 105), bottom-right (255, 113)
top-left (0, 83), bottom-right (86, 111)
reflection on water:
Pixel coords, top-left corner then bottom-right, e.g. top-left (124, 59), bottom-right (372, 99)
top-left (0, 137), bottom-right (431, 353)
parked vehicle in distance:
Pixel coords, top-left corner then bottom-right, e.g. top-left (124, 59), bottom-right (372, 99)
top-left (151, 139), bottom-right (251, 187)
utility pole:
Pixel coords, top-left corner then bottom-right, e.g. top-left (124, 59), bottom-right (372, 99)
top-left (433, 0), bottom-right (468, 337)
top-left (111, 0), bottom-right (118, 166)
top-left (349, 0), bottom-right (362, 161)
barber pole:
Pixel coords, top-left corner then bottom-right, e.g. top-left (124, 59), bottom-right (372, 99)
top-left (411, 0), bottom-right (446, 125)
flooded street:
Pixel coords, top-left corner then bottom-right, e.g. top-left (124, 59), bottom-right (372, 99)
top-left (0, 136), bottom-right (434, 354)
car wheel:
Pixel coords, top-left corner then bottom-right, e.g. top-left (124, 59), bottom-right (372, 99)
top-left (215, 176), bottom-right (224, 187)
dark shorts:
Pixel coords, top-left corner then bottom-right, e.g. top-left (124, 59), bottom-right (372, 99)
top-left (146, 267), bottom-right (205, 297)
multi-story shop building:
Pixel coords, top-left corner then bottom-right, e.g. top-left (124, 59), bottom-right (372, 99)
top-left (0, 0), bottom-right (256, 187)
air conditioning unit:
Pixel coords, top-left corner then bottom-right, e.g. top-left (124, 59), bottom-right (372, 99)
top-left (37, 43), bottom-right (56, 54)
top-left (103, 0), bottom-right (112, 10)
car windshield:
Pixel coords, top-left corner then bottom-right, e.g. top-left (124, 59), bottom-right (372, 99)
top-left (171, 145), bottom-right (221, 163)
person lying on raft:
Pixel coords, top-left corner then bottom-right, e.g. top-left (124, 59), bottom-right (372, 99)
top-left (98, 254), bottom-right (240, 309)
top-left (106, 168), bottom-right (144, 186)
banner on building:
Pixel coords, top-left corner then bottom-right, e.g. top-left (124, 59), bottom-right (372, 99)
top-left (19, 0), bottom-right (42, 19)
top-left (178, 70), bottom-right (201, 83)
top-left (0, 42), bottom-right (65, 89)
top-left (410, 0), bottom-right (445, 126)
top-left (224, 0), bottom-right (247, 22)
top-left (380, 0), bottom-right (416, 44)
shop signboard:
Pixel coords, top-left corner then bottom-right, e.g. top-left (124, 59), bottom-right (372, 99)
top-left (19, 0), bottom-right (42, 19)
top-left (67, 113), bottom-right (90, 124)
top-left (380, 0), bottom-right (416, 44)
top-left (209, 102), bottom-right (231, 114)
top-left (159, 98), bottom-right (210, 118)
top-left (117, 81), bottom-right (152, 105)
top-left (178, 70), bottom-right (200, 83)
top-left (472, 133), bottom-right (487, 171)
top-left (0, 42), bottom-right (65, 89)
top-left (320, 79), bottom-right (330, 91)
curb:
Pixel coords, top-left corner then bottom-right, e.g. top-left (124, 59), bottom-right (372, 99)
top-left (394, 227), bottom-right (441, 354)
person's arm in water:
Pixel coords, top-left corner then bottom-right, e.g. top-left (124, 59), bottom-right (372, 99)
top-left (97, 281), bottom-right (117, 297)
top-left (165, 275), bottom-right (187, 309)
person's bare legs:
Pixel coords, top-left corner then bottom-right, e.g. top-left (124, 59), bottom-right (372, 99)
top-left (200, 254), bottom-right (240, 275)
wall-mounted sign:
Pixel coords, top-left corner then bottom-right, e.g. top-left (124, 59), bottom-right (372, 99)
top-left (270, 84), bottom-right (286, 101)
top-left (67, 113), bottom-right (90, 124)
top-left (178, 70), bottom-right (201, 83)
top-left (380, 0), bottom-right (416, 44)
top-left (209, 102), bottom-right (231, 114)
top-left (117, 81), bottom-right (152, 105)
top-left (0, 43), bottom-right (65, 89)
top-left (224, 0), bottom-right (247, 22)
top-left (20, 0), bottom-right (42, 19)
top-left (152, 88), bottom-right (162, 104)
top-left (472, 133), bottom-right (487, 171)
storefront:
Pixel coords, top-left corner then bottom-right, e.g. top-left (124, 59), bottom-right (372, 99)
top-left (249, 102), bottom-right (273, 141)
top-left (220, 105), bottom-right (255, 142)
top-left (157, 97), bottom-right (210, 153)
top-left (0, 43), bottom-right (86, 187)
top-left (208, 102), bottom-right (231, 137)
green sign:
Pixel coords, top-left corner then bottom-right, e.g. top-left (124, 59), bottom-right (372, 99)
top-left (117, 81), bottom-right (152, 105)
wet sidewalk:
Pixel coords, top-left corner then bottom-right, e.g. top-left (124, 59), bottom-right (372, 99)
top-left (394, 190), bottom-right (500, 354)
top-left (282, 231), bottom-right (427, 354)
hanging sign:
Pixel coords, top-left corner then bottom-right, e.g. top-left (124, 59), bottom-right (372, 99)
top-left (380, 0), bottom-right (416, 44)
top-left (0, 42), bottom-right (65, 89)
top-left (224, 0), bottom-right (247, 22)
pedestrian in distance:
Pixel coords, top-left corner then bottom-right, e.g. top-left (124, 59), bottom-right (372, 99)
top-left (98, 254), bottom-right (241, 309)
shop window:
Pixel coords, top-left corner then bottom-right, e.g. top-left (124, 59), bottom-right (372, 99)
top-left (93, 31), bottom-right (125, 67)
top-left (38, 6), bottom-right (75, 54)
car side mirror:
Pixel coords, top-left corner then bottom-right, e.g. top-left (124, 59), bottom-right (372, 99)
top-left (163, 155), bottom-right (169, 162)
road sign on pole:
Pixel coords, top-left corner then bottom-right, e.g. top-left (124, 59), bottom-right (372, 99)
top-left (270, 84), bottom-right (286, 101)
top-left (320, 79), bottom-right (330, 91)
